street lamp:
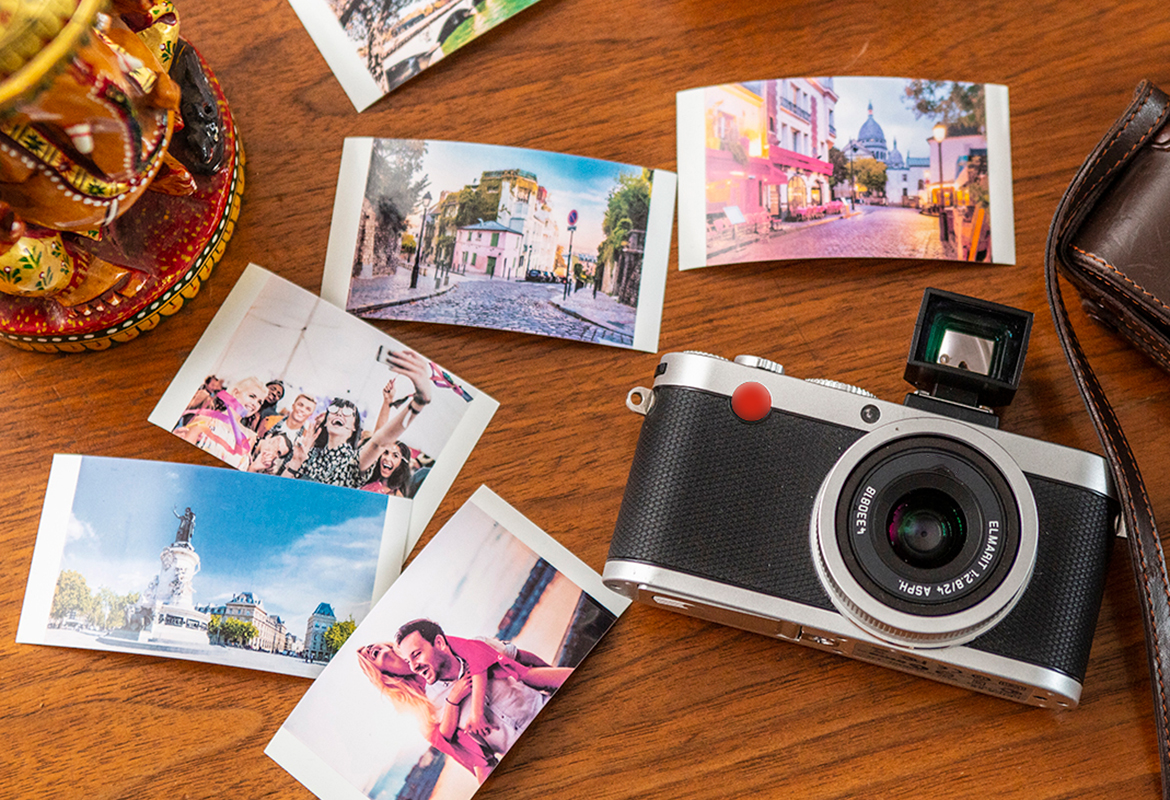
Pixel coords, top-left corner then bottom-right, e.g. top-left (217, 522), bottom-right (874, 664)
top-left (932, 123), bottom-right (947, 242)
top-left (409, 190), bottom-right (432, 290)
top-left (847, 143), bottom-right (859, 210)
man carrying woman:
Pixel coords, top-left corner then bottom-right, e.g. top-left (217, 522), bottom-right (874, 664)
top-left (356, 619), bottom-right (572, 782)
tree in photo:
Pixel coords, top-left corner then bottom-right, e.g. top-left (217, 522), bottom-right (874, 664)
top-left (367, 140), bottom-right (429, 214)
top-left (599, 170), bottom-right (652, 263)
top-left (434, 233), bottom-right (456, 268)
top-left (852, 157), bottom-right (888, 196)
top-left (452, 186), bottom-right (500, 229)
top-left (92, 587), bottom-right (139, 631)
top-left (965, 153), bottom-right (991, 209)
top-left (828, 146), bottom-right (850, 190)
top-left (363, 140), bottom-right (430, 274)
top-left (219, 617), bottom-right (259, 648)
top-left (324, 616), bottom-right (357, 659)
top-left (902, 80), bottom-right (986, 136)
top-left (51, 570), bottom-right (93, 625)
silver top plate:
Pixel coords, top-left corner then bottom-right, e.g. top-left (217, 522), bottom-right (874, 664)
top-left (649, 352), bottom-right (1115, 499)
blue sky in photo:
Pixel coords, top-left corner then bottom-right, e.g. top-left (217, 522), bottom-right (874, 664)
top-left (60, 457), bottom-right (389, 633)
top-left (412, 140), bottom-right (651, 253)
top-left (830, 76), bottom-right (955, 163)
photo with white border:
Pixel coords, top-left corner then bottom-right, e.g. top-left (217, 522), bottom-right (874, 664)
top-left (285, 0), bottom-right (546, 111)
top-left (17, 454), bottom-right (406, 678)
top-left (677, 76), bottom-right (1014, 269)
top-left (266, 485), bottom-right (630, 799)
top-left (321, 138), bottom-right (675, 353)
top-left (149, 263), bottom-right (498, 557)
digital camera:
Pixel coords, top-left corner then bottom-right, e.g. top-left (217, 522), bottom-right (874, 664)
top-left (603, 289), bottom-right (1119, 708)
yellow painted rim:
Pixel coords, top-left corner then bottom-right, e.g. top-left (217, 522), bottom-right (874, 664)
top-left (1, 128), bottom-right (246, 353)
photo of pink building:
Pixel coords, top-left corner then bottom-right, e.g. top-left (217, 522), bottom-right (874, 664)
top-left (704, 78), bottom-right (838, 230)
top-left (451, 219), bottom-right (525, 279)
top-left (323, 139), bottom-right (676, 352)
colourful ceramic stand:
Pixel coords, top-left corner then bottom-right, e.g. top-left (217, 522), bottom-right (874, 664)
top-left (0, 47), bottom-right (243, 353)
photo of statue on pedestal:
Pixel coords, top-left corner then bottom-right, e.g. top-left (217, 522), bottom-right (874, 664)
top-left (116, 504), bottom-right (212, 650)
top-left (18, 455), bottom-right (404, 678)
top-left (173, 507), bottom-right (196, 547)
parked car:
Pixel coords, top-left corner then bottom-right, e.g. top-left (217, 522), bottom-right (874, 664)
top-left (525, 269), bottom-right (546, 282)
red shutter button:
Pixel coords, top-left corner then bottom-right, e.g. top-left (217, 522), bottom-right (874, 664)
top-left (731, 381), bottom-right (772, 422)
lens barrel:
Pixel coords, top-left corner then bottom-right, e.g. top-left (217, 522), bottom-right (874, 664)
top-left (812, 418), bottom-right (1038, 648)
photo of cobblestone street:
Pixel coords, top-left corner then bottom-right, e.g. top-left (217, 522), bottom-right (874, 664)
top-left (350, 270), bottom-right (636, 346)
top-left (324, 138), bottom-right (671, 351)
top-left (717, 204), bottom-right (954, 264)
top-left (680, 76), bottom-right (1011, 269)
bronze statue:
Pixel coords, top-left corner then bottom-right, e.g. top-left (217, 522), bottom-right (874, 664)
top-left (172, 505), bottom-right (195, 546)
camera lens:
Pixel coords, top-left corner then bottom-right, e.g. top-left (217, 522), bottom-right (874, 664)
top-left (887, 488), bottom-right (965, 569)
top-left (812, 417), bottom-right (1038, 648)
top-left (835, 441), bottom-right (1013, 615)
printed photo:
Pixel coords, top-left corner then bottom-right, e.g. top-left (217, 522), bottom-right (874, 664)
top-left (676, 77), bottom-right (1015, 269)
top-left (285, 0), bottom-right (544, 110)
top-left (266, 486), bottom-right (630, 800)
top-left (321, 139), bottom-right (675, 352)
top-left (149, 263), bottom-right (498, 556)
top-left (17, 455), bottom-right (406, 678)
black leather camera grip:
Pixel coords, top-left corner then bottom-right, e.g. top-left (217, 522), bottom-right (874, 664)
top-left (1046, 80), bottom-right (1170, 799)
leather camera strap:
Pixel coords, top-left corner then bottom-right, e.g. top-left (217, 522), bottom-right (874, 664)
top-left (1045, 80), bottom-right (1170, 799)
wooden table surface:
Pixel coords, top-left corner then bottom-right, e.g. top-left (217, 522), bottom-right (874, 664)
top-left (4, 0), bottom-right (1170, 797)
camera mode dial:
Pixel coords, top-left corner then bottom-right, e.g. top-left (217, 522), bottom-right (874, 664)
top-left (734, 355), bottom-right (785, 375)
top-left (805, 378), bottom-right (877, 399)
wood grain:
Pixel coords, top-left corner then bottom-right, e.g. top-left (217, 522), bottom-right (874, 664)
top-left (2, 0), bottom-right (1170, 797)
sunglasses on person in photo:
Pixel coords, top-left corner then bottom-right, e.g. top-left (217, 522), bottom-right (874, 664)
top-left (327, 403), bottom-right (356, 418)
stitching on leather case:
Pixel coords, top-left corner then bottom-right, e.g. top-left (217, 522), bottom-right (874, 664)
top-left (1129, 495), bottom-right (1170, 741)
top-left (1063, 266), bottom-right (1170, 365)
top-left (1081, 86), bottom-right (1164, 202)
top-left (1102, 422), bottom-right (1170, 743)
top-left (1067, 256), bottom-right (1170, 361)
top-left (1094, 300), bottom-right (1170, 362)
top-left (1064, 84), bottom-right (1150, 220)
top-left (1111, 309), bottom-right (1170, 365)
top-left (1059, 86), bottom-right (1169, 240)
top-left (1069, 245), bottom-right (1170, 316)
top-left (1047, 106), bottom-right (1170, 776)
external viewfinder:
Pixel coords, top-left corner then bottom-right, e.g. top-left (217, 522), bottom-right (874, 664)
top-left (904, 288), bottom-right (1033, 409)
